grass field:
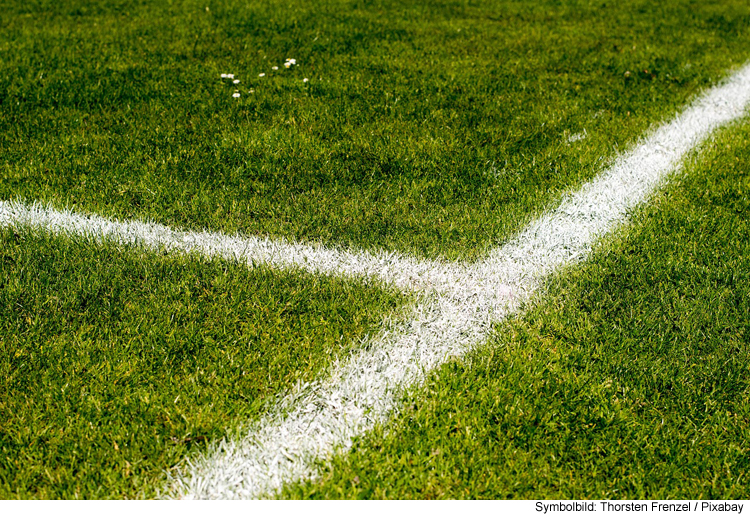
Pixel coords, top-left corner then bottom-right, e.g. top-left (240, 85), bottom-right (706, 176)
top-left (1, 0), bottom-right (750, 499)
top-left (0, 229), bottom-right (404, 498)
top-left (284, 118), bottom-right (750, 499)
top-left (4, 0), bottom-right (750, 261)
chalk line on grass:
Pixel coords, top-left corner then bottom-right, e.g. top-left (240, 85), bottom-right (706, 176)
top-left (167, 62), bottom-right (750, 499)
top-left (0, 200), bottom-right (463, 293)
top-left (2, 62), bottom-right (750, 499)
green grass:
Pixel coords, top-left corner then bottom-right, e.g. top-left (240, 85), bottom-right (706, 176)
top-left (3, 0), bottom-right (750, 500)
top-left (0, 229), bottom-right (405, 498)
top-left (283, 118), bottom-right (750, 499)
top-left (2, 0), bottom-right (750, 260)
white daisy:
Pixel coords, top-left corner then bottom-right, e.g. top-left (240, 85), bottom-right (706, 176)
top-left (233, 79), bottom-right (240, 84)
top-left (259, 73), bottom-right (266, 77)
top-left (232, 92), bottom-right (241, 98)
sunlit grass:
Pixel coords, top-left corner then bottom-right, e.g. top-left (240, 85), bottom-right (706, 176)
top-left (284, 118), bottom-right (750, 499)
top-left (0, 228), bottom-right (405, 498)
top-left (3, 0), bottom-right (750, 499)
top-left (2, 0), bottom-right (750, 259)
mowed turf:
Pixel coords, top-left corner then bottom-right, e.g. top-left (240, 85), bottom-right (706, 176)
top-left (283, 119), bottom-right (750, 499)
top-left (0, 229), bottom-right (404, 498)
top-left (2, 0), bottom-right (750, 260)
top-left (3, 0), bottom-right (750, 500)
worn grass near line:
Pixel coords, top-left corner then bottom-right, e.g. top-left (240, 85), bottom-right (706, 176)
top-left (2, 0), bottom-right (750, 260)
top-left (0, 229), bottom-right (405, 498)
top-left (284, 118), bottom-right (750, 499)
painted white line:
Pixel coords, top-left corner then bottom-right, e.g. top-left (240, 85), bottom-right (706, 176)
top-left (166, 63), bottom-right (750, 499)
top-left (0, 201), bottom-right (463, 293)
top-left (2, 63), bottom-right (750, 499)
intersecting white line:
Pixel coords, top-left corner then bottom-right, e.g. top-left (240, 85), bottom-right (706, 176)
top-left (0, 201), bottom-right (458, 292)
top-left (2, 62), bottom-right (750, 499)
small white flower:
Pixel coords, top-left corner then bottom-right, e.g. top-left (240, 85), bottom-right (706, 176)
top-left (233, 79), bottom-right (240, 84)
top-left (286, 58), bottom-right (296, 65)
top-left (220, 73), bottom-right (228, 78)
top-left (248, 89), bottom-right (255, 93)
top-left (566, 129), bottom-right (587, 144)
top-left (227, 73), bottom-right (235, 79)
top-left (272, 66), bottom-right (279, 70)
top-left (303, 78), bottom-right (309, 83)
top-left (284, 62), bottom-right (291, 68)
top-left (232, 92), bottom-right (241, 98)
top-left (259, 73), bottom-right (265, 77)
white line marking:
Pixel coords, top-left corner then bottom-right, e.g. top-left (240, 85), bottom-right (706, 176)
top-left (0, 201), bottom-right (461, 293)
top-left (2, 63), bottom-right (750, 499)
top-left (168, 63), bottom-right (750, 499)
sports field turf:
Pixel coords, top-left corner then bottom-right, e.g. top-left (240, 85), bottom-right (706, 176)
top-left (1, 0), bottom-right (750, 499)
top-left (0, 230), bottom-right (404, 498)
top-left (284, 118), bottom-right (750, 499)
